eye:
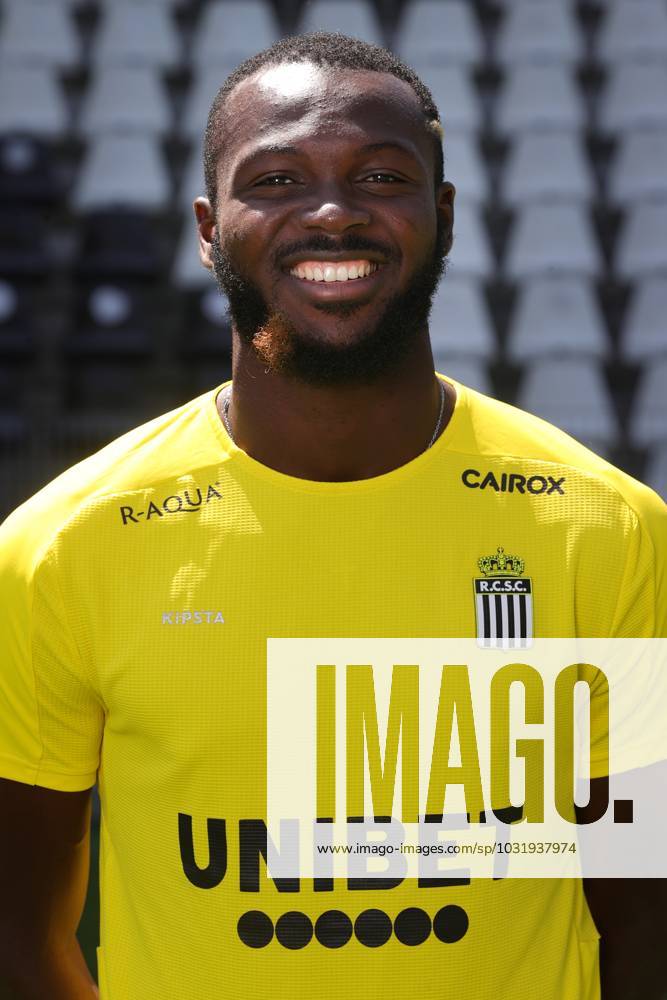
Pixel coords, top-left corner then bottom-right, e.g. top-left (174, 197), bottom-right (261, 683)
top-left (363, 172), bottom-right (403, 184)
top-left (255, 174), bottom-right (295, 186)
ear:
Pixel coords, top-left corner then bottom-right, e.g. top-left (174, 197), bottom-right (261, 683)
top-left (194, 197), bottom-right (216, 271)
top-left (436, 181), bottom-right (455, 256)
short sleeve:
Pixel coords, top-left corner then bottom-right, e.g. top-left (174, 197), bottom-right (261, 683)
top-left (588, 485), bottom-right (667, 776)
top-left (0, 507), bottom-right (104, 791)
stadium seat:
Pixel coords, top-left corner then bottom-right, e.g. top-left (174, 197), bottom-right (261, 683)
top-left (0, 66), bottom-right (69, 137)
top-left (0, 279), bottom-right (38, 359)
top-left (180, 67), bottom-right (227, 141)
top-left (173, 219), bottom-right (217, 289)
top-left (644, 444), bottom-right (667, 500)
top-left (0, 207), bottom-right (52, 277)
top-left (73, 135), bottom-right (171, 211)
top-left (0, 136), bottom-right (65, 205)
top-left (0, 0), bottom-right (80, 69)
top-left (495, 65), bottom-right (584, 135)
top-left (506, 276), bottom-right (608, 361)
top-left (179, 147), bottom-right (205, 210)
top-left (495, 2), bottom-right (583, 66)
top-left (606, 130), bottom-right (667, 205)
top-left (66, 284), bottom-right (153, 358)
top-left (615, 201), bottom-right (667, 279)
top-left (628, 358), bottom-right (667, 448)
top-left (597, 62), bottom-right (667, 134)
top-left (297, 1), bottom-right (384, 47)
top-left (619, 277), bottom-right (667, 364)
top-left (93, 4), bottom-right (181, 68)
top-left (68, 360), bottom-right (151, 417)
top-left (597, 0), bottom-right (667, 63)
top-left (443, 134), bottom-right (486, 204)
top-left (505, 204), bottom-right (601, 280)
top-left (518, 358), bottom-right (619, 449)
top-left (429, 278), bottom-right (496, 359)
top-left (75, 211), bottom-right (163, 279)
top-left (447, 203), bottom-right (493, 278)
top-left (191, 1), bottom-right (281, 69)
top-left (419, 66), bottom-right (481, 134)
top-left (395, 1), bottom-right (482, 67)
top-left (502, 131), bottom-right (594, 206)
top-left (78, 67), bottom-right (172, 137)
top-left (435, 357), bottom-right (492, 396)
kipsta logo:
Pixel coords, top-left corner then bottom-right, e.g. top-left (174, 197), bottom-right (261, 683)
top-left (119, 482), bottom-right (223, 525)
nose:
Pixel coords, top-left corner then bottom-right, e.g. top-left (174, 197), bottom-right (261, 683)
top-left (300, 185), bottom-right (370, 233)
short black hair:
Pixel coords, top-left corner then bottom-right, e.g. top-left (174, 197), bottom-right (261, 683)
top-left (203, 31), bottom-right (444, 212)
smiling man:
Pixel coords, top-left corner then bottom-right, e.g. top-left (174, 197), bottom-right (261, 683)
top-left (0, 32), bottom-right (665, 1000)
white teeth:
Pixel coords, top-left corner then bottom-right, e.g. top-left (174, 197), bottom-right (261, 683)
top-left (289, 260), bottom-right (379, 282)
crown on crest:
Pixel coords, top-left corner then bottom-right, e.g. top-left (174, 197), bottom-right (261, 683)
top-left (478, 546), bottom-right (525, 577)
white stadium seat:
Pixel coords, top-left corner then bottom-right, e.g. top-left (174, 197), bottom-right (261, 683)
top-left (173, 221), bottom-right (217, 289)
top-left (607, 130), bottom-right (667, 205)
top-left (502, 131), bottom-right (594, 206)
top-left (429, 278), bottom-right (496, 360)
top-left (0, 66), bottom-right (69, 137)
top-left (616, 201), bottom-right (667, 279)
top-left (436, 358), bottom-right (492, 397)
top-left (495, 2), bottom-right (583, 66)
top-left (179, 148), bottom-right (205, 210)
top-left (78, 67), bottom-right (171, 137)
top-left (73, 135), bottom-right (171, 211)
top-left (93, 4), bottom-right (181, 68)
top-left (628, 358), bottom-right (667, 448)
top-left (297, 1), bottom-right (384, 47)
top-left (447, 203), bottom-right (493, 278)
top-left (619, 278), bottom-right (667, 364)
top-left (419, 66), bottom-right (481, 134)
top-left (496, 65), bottom-right (584, 136)
top-left (518, 358), bottom-right (619, 450)
top-left (507, 276), bottom-right (608, 361)
top-left (597, 0), bottom-right (667, 62)
top-left (0, 0), bottom-right (80, 68)
top-left (443, 134), bottom-right (486, 204)
top-left (644, 444), bottom-right (667, 501)
top-left (505, 204), bottom-right (601, 280)
top-left (180, 67), bottom-right (227, 140)
top-left (192, 1), bottom-right (281, 69)
top-left (396, 1), bottom-right (482, 67)
top-left (597, 62), bottom-right (667, 134)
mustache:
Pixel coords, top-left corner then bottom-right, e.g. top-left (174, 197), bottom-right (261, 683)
top-left (272, 234), bottom-right (400, 268)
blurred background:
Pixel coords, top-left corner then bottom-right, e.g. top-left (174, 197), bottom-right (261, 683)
top-left (0, 0), bottom-right (666, 981)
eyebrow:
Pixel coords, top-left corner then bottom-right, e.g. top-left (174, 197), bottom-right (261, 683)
top-left (233, 139), bottom-right (419, 178)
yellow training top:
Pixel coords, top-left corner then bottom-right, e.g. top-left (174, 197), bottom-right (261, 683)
top-left (0, 376), bottom-right (664, 999)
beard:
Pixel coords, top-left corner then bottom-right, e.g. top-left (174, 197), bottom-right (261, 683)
top-left (210, 221), bottom-right (448, 387)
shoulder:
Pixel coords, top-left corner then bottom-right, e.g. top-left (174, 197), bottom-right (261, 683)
top-left (448, 380), bottom-right (665, 531)
top-left (0, 387), bottom-right (224, 581)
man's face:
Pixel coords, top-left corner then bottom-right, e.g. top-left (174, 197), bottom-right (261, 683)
top-left (199, 62), bottom-right (455, 386)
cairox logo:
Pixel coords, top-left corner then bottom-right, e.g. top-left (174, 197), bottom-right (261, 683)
top-left (119, 482), bottom-right (223, 525)
top-left (462, 469), bottom-right (565, 495)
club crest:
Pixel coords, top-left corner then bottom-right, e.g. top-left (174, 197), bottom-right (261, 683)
top-left (474, 547), bottom-right (533, 649)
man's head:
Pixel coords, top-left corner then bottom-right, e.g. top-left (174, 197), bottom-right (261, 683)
top-left (195, 32), bottom-right (455, 386)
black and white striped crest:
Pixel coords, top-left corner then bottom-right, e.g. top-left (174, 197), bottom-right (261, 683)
top-left (474, 576), bottom-right (533, 649)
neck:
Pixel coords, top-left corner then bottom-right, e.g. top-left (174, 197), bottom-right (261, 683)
top-left (218, 330), bottom-right (456, 482)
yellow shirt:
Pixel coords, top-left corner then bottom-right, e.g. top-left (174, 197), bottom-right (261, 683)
top-left (0, 376), bottom-right (664, 999)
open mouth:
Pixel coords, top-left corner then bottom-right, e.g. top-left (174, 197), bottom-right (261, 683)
top-left (286, 259), bottom-right (382, 283)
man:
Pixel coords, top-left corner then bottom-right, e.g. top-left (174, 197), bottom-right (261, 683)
top-left (0, 32), bottom-right (665, 1000)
